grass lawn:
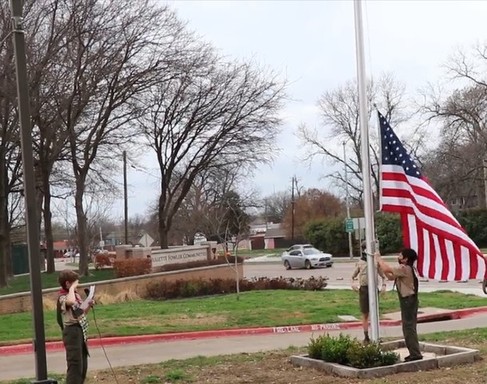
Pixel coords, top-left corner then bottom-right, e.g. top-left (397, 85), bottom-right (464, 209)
top-left (1, 289), bottom-right (485, 346)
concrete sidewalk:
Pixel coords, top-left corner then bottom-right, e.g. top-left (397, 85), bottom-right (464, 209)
top-left (2, 312), bottom-right (487, 382)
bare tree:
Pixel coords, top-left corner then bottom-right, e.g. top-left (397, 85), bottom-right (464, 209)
top-left (51, 0), bottom-right (183, 275)
top-left (281, 188), bottom-right (344, 239)
top-left (263, 191), bottom-right (291, 224)
top-left (140, 43), bottom-right (286, 248)
top-left (223, 192), bottom-right (252, 301)
top-left (25, 0), bottom-right (78, 273)
top-left (205, 188), bottom-right (253, 300)
top-left (298, 74), bottom-right (422, 208)
top-left (0, 2), bottom-right (26, 286)
top-left (169, 165), bottom-right (242, 244)
top-left (421, 46), bottom-right (487, 209)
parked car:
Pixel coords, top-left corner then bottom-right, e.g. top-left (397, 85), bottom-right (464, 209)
top-left (281, 244), bottom-right (333, 270)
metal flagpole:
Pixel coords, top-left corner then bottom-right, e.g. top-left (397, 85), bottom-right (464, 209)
top-left (353, 0), bottom-right (380, 342)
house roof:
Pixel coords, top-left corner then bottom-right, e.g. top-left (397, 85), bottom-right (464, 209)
top-left (264, 227), bottom-right (286, 239)
top-left (53, 240), bottom-right (70, 250)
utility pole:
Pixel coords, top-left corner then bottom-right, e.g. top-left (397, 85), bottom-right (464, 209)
top-left (123, 151), bottom-right (128, 244)
top-left (343, 142), bottom-right (354, 259)
top-left (264, 199), bottom-right (268, 230)
top-left (10, 1), bottom-right (56, 382)
top-left (291, 176), bottom-right (295, 241)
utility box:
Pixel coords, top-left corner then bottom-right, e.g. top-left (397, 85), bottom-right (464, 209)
top-left (11, 243), bottom-right (45, 275)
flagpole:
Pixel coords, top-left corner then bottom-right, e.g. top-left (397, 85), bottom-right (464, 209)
top-left (353, 0), bottom-right (380, 342)
top-left (375, 107), bottom-right (383, 212)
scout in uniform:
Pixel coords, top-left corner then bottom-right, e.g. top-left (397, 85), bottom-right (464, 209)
top-left (57, 270), bottom-right (94, 383)
top-left (375, 248), bottom-right (423, 362)
top-left (351, 242), bottom-right (387, 343)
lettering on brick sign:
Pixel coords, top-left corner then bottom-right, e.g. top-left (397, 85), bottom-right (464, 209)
top-left (310, 324), bottom-right (341, 331)
top-left (150, 247), bottom-right (208, 267)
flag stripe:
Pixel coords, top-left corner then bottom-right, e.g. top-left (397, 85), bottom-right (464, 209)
top-left (440, 237), bottom-right (449, 281)
top-left (428, 229), bottom-right (436, 279)
top-left (461, 245), bottom-right (470, 281)
top-left (432, 234), bottom-right (442, 280)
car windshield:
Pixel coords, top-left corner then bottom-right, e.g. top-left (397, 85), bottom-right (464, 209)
top-left (303, 248), bottom-right (321, 255)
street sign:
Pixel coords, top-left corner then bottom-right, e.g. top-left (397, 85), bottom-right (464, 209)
top-left (345, 218), bottom-right (354, 233)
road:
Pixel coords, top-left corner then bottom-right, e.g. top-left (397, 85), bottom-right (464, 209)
top-left (244, 260), bottom-right (487, 296)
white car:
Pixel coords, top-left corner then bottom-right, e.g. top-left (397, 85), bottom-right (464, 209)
top-left (281, 244), bottom-right (333, 270)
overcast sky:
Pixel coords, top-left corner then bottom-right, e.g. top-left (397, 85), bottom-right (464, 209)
top-left (112, 0), bottom-right (487, 219)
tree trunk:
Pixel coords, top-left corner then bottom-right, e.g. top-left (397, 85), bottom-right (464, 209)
top-left (75, 182), bottom-right (89, 276)
top-left (234, 244), bottom-right (240, 301)
top-left (34, 164), bottom-right (45, 272)
top-left (43, 175), bottom-right (55, 273)
top-left (0, 156), bottom-right (9, 287)
top-left (158, 216), bottom-right (169, 249)
top-left (0, 225), bottom-right (6, 288)
top-left (158, 189), bottom-right (169, 249)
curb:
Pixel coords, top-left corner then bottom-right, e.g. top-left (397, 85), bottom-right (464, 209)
top-left (2, 306), bottom-right (487, 356)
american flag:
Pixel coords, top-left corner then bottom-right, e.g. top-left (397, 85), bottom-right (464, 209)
top-left (379, 112), bottom-right (487, 281)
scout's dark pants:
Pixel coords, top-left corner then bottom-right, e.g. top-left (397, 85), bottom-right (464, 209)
top-left (399, 294), bottom-right (421, 358)
top-left (63, 324), bottom-right (88, 384)
top-left (359, 286), bottom-right (370, 314)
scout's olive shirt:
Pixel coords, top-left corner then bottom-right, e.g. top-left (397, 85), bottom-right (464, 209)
top-left (352, 260), bottom-right (386, 287)
top-left (391, 264), bottom-right (416, 297)
top-left (59, 293), bottom-right (89, 341)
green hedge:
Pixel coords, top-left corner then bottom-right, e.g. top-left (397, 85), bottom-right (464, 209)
top-left (374, 212), bottom-right (402, 254)
top-left (305, 217), bottom-right (350, 256)
top-left (456, 208), bottom-right (487, 248)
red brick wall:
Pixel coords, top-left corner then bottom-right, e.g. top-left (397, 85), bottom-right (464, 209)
top-left (0, 263), bottom-right (243, 315)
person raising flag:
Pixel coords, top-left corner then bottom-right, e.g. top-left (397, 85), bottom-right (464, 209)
top-left (351, 241), bottom-right (387, 343)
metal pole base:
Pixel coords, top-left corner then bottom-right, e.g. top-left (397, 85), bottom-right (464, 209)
top-left (31, 380), bottom-right (58, 384)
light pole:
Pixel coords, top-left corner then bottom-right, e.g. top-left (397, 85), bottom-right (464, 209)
top-left (123, 151), bottom-right (128, 244)
top-left (291, 175), bottom-right (295, 241)
top-left (343, 142), bottom-right (354, 259)
top-left (10, 0), bottom-right (56, 382)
